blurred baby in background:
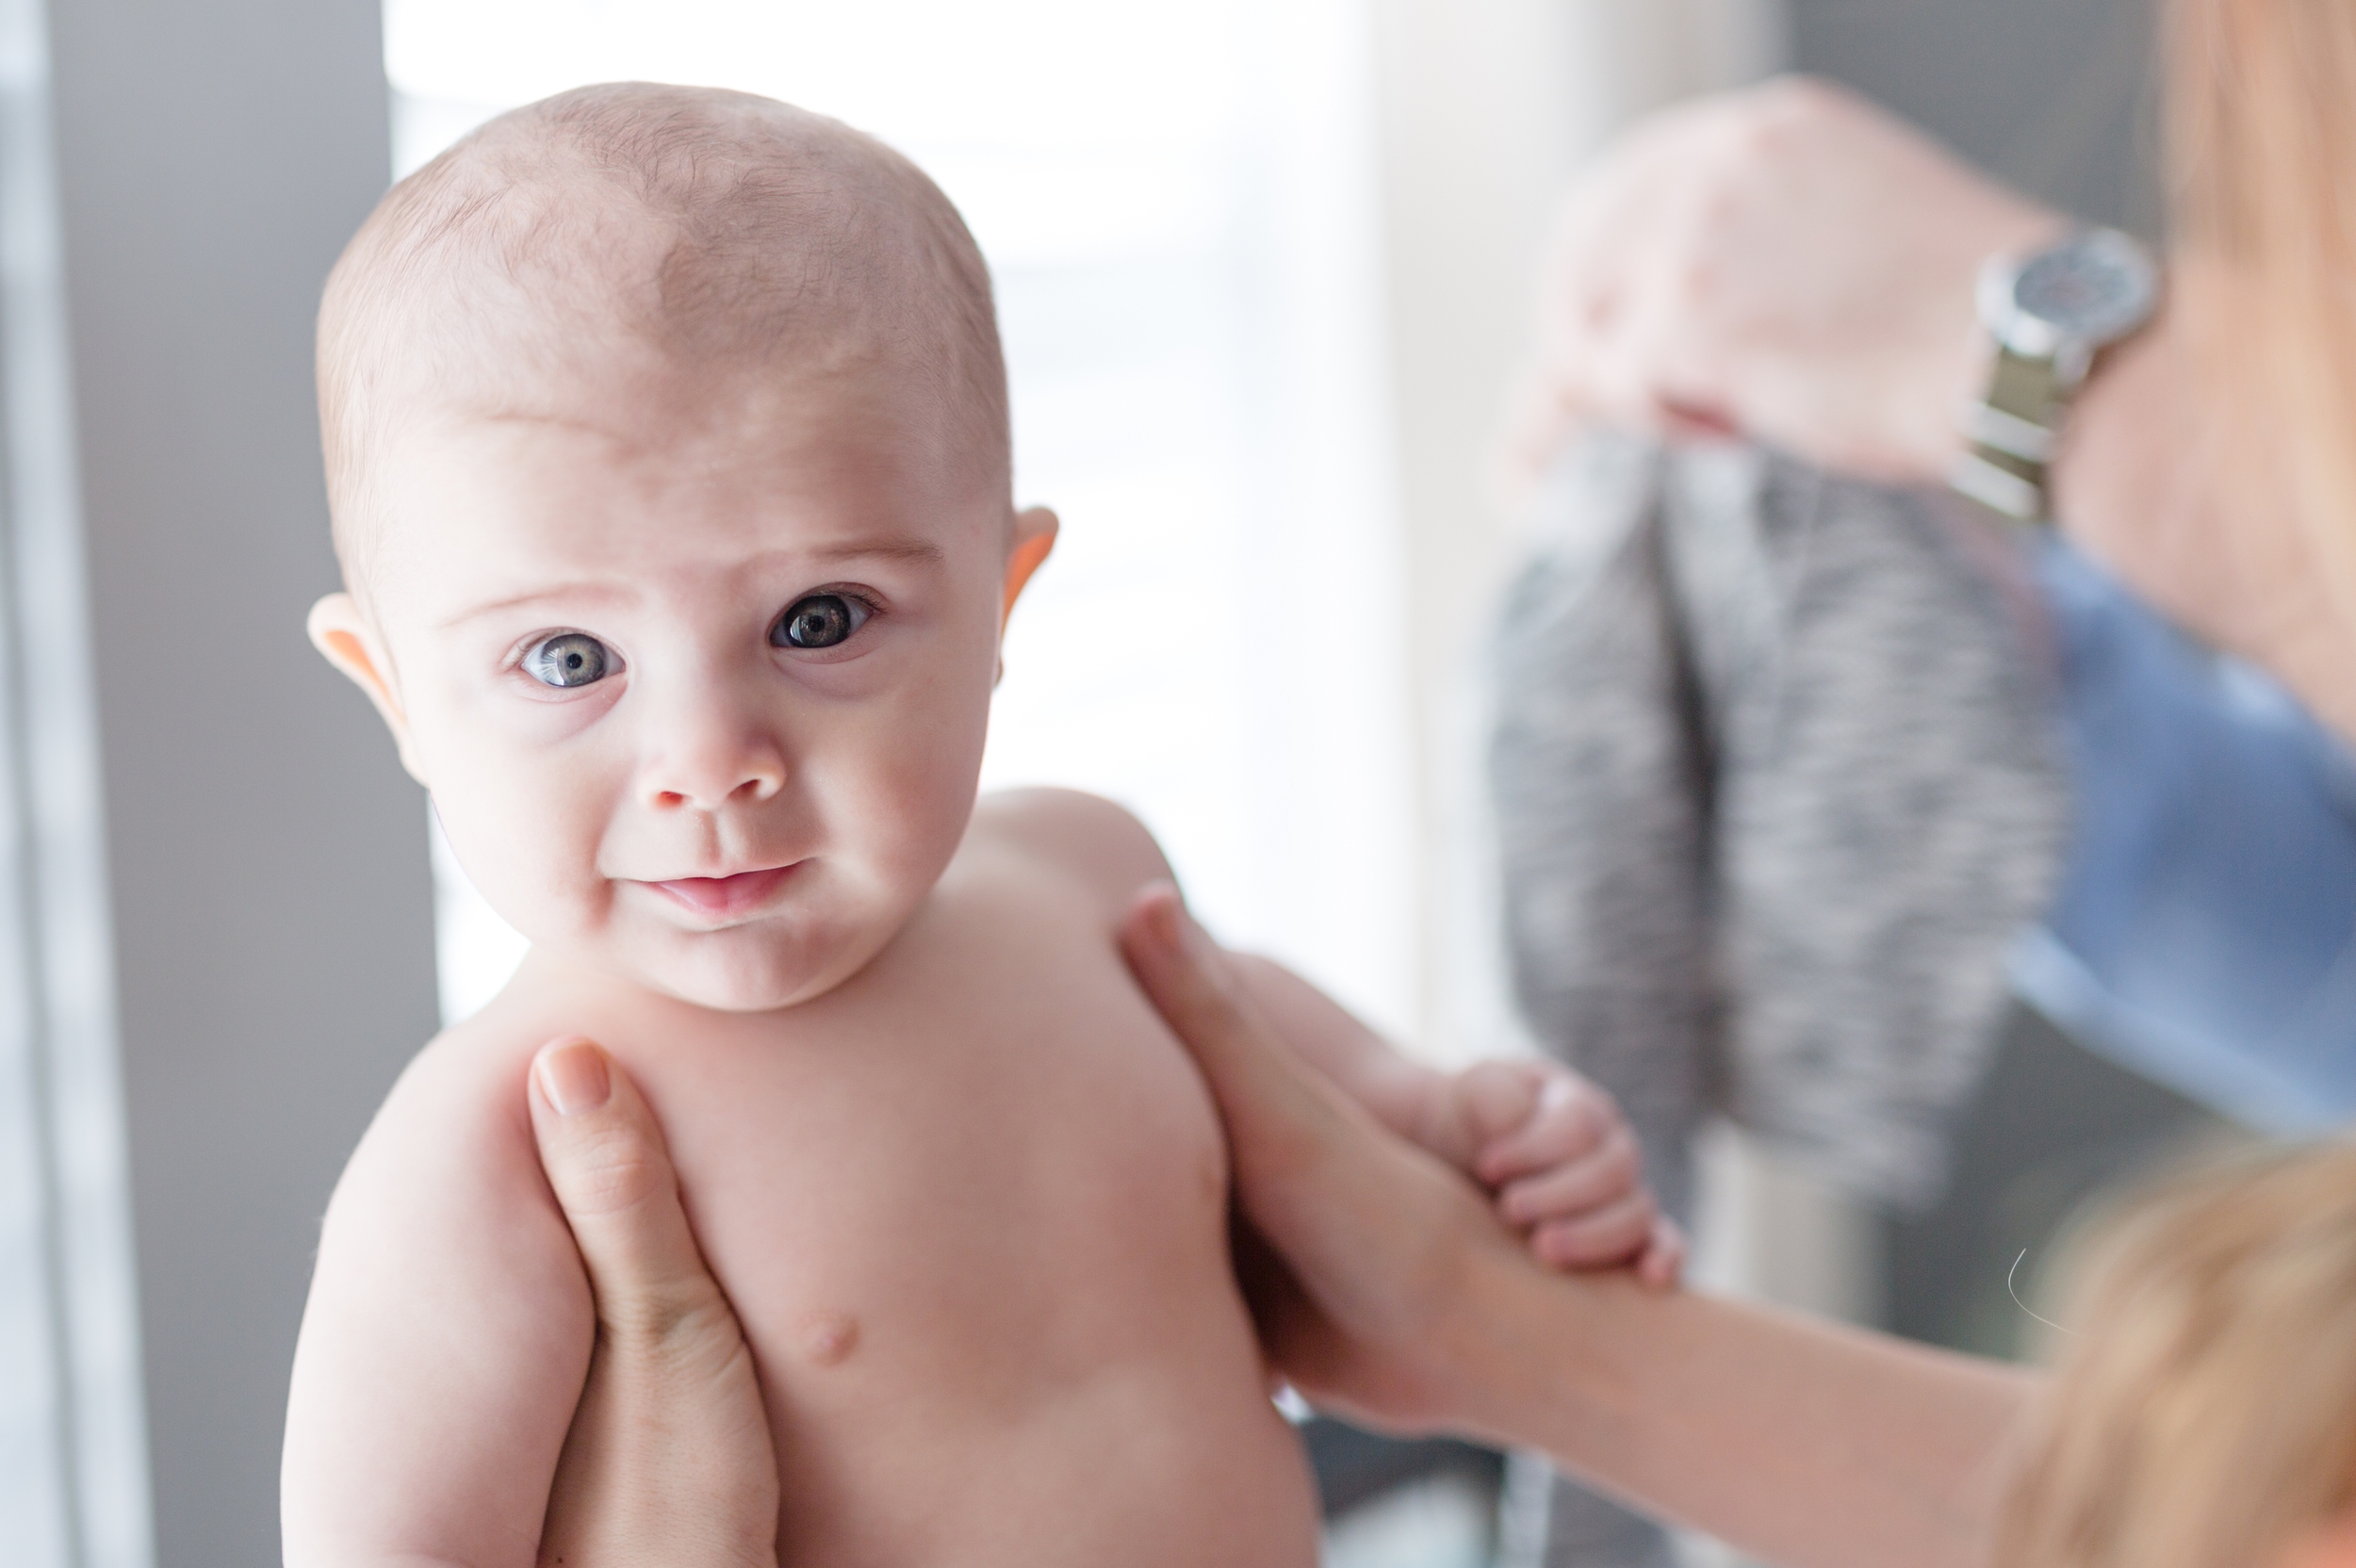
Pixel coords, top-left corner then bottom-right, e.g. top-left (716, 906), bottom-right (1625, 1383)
top-left (278, 83), bottom-right (1678, 1568)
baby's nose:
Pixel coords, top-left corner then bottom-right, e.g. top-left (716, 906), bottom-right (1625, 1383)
top-left (648, 767), bottom-right (780, 812)
top-left (641, 717), bottom-right (787, 812)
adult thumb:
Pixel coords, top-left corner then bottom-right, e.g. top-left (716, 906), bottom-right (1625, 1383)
top-left (528, 1036), bottom-right (734, 1348)
top-left (1118, 885), bottom-right (1361, 1192)
top-left (1119, 884), bottom-right (1504, 1431)
top-left (528, 1037), bottom-right (780, 1568)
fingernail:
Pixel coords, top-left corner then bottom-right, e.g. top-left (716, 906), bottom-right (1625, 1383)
top-left (536, 1038), bottom-right (610, 1117)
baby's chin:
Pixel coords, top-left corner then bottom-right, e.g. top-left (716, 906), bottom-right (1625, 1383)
top-left (603, 913), bottom-right (892, 1014)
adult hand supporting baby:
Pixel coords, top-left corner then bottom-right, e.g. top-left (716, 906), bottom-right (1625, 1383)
top-left (1118, 884), bottom-right (2037, 1568)
top-left (528, 1037), bottom-right (781, 1568)
top-left (1115, 885), bottom-right (1533, 1435)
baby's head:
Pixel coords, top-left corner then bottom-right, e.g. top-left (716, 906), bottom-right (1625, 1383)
top-left (309, 83), bottom-right (1055, 1011)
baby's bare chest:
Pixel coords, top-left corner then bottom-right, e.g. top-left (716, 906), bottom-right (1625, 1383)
top-left (606, 906), bottom-right (1235, 1398)
top-left (474, 839), bottom-right (1316, 1566)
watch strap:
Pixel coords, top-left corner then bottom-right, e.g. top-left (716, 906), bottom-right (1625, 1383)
top-left (1953, 346), bottom-right (2069, 522)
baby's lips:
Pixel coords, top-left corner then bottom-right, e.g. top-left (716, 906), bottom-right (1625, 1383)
top-left (642, 862), bottom-right (801, 919)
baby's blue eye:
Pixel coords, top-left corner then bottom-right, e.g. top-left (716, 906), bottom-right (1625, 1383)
top-left (772, 594), bottom-right (868, 650)
top-left (526, 632), bottom-right (612, 688)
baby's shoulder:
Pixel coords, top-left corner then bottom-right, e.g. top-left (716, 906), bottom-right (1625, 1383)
top-left (327, 1006), bottom-right (559, 1234)
top-left (286, 1002), bottom-right (595, 1561)
top-left (965, 787), bottom-right (1174, 919)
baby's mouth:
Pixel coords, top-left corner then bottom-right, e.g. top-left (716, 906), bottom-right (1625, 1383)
top-left (644, 863), bottom-right (801, 921)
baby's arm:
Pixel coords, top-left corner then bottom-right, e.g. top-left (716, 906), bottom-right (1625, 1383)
top-left (1229, 956), bottom-right (1682, 1285)
top-left (282, 1035), bottom-right (597, 1568)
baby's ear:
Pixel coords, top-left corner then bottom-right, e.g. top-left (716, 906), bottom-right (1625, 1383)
top-left (1002, 506), bottom-right (1058, 630)
top-left (307, 592), bottom-right (428, 785)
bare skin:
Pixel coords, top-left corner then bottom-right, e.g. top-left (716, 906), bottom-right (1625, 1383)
top-left (1119, 890), bottom-right (2036, 1568)
top-left (529, 906), bottom-right (2356, 1568)
top-left (1500, 76), bottom-right (2061, 486)
top-left (521, 894), bottom-right (2028, 1568)
top-left (526, 1036), bottom-right (780, 1568)
top-left (284, 95), bottom-right (1674, 1568)
top-left (292, 792), bottom-right (1330, 1568)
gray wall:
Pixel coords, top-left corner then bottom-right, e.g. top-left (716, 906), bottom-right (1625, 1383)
top-left (1788, 0), bottom-right (2162, 235)
top-left (42, 1), bottom-right (435, 1562)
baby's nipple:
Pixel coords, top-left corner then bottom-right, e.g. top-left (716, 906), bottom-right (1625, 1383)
top-left (794, 1311), bottom-right (860, 1367)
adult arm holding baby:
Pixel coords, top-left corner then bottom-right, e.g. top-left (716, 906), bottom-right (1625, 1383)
top-left (1118, 889), bottom-right (2035, 1568)
top-left (1224, 953), bottom-right (1681, 1281)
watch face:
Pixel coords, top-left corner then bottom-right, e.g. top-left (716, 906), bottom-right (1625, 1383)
top-left (2011, 231), bottom-right (2158, 347)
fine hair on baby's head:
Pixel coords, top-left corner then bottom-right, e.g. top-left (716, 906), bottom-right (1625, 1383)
top-left (317, 80), bottom-right (1009, 585)
top-left (1992, 1140), bottom-right (2356, 1568)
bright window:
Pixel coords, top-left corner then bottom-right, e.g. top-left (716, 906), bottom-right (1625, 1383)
top-left (396, 0), bottom-right (1418, 1040)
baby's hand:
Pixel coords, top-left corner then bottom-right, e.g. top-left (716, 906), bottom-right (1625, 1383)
top-left (1432, 1060), bottom-right (1684, 1289)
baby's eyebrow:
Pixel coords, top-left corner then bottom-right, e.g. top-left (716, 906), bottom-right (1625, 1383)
top-left (804, 535), bottom-right (946, 567)
top-left (434, 539), bottom-right (946, 629)
top-left (439, 582), bottom-right (632, 629)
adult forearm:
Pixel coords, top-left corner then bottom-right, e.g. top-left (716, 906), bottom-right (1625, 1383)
top-left (1448, 1261), bottom-right (2036, 1568)
top-left (1122, 889), bottom-right (2038, 1568)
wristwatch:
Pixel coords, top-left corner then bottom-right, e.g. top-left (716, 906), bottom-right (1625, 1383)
top-left (1951, 227), bottom-right (2160, 522)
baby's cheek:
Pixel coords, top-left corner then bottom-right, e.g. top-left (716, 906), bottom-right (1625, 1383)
top-left (836, 774), bottom-right (975, 917)
top-left (825, 687), bottom-right (990, 881)
top-left (431, 751), bottom-right (620, 949)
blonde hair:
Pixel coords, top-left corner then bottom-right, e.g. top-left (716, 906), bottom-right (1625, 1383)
top-left (2168, 0), bottom-right (2356, 615)
top-left (1991, 1141), bottom-right (2356, 1568)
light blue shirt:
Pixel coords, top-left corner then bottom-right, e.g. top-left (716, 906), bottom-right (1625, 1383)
top-left (2012, 539), bottom-right (2356, 1132)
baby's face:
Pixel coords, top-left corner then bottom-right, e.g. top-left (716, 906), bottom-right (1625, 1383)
top-left (329, 367), bottom-right (1032, 1011)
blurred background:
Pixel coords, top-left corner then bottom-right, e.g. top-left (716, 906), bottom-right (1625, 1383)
top-left (0, 0), bottom-right (2200, 1565)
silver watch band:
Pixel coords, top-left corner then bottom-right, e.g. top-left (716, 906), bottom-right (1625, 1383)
top-left (1954, 344), bottom-right (2075, 521)
top-left (1952, 228), bottom-right (2157, 524)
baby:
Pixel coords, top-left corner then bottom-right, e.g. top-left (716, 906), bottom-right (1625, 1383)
top-left (281, 83), bottom-right (1677, 1568)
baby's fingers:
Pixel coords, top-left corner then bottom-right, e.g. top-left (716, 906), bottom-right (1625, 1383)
top-left (1493, 1126), bottom-right (1641, 1227)
top-left (1635, 1217), bottom-right (1688, 1291)
top-left (1449, 1060), bottom-right (1546, 1149)
top-left (1472, 1079), bottom-right (1611, 1187)
top-left (1529, 1191), bottom-right (1659, 1271)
